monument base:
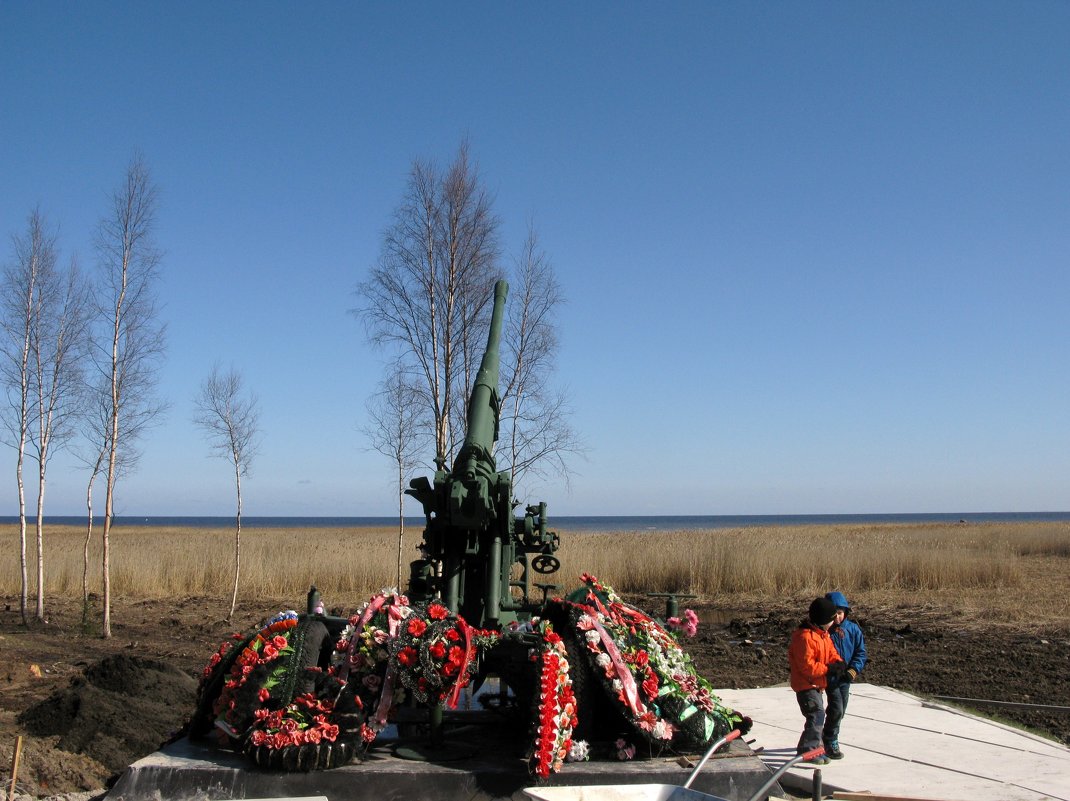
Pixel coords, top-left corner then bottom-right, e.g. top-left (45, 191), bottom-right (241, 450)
top-left (105, 729), bottom-right (777, 801)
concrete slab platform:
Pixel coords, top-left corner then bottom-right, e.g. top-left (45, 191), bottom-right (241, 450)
top-left (713, 683), bottom-right (1070, 801)
top-left (104, 727), bottom-right (775, 801)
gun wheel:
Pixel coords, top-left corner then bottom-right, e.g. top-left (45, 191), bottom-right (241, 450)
top-left (531, 554), bottom-right (560, 574)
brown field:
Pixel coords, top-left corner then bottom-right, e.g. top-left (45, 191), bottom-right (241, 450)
top-left (1, 521), bottom-right (1068, 797)
top-left (3, 520), bottom-right (1069, 630)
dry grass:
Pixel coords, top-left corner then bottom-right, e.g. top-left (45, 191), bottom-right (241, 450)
top-left (0, 525), bottom-right (404, 606)
top-left (3, 520), bottom-right (1068, 629)
top-left (556, 521), bottom-right (1070, 630)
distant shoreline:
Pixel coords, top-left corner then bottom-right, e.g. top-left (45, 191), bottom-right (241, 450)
top-left (4, 511), bottom-right (1069, 533)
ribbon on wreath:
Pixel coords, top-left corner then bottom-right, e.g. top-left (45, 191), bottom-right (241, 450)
top-left (588, 614), bottom-right (645, 717)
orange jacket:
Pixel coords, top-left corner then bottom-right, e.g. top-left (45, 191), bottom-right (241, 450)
top-left (788, 622), bottom-right (839, 692)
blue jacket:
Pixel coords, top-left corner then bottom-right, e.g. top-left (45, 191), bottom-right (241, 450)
top-left (829, 618), bottom-right (867, 685)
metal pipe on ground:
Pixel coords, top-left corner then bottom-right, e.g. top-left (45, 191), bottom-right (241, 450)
top-left (932, 696), bottom-right (1070, 712)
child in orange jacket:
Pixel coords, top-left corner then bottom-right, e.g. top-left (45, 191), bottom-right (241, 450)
top-left (788, 596), bottom-right (845, 764)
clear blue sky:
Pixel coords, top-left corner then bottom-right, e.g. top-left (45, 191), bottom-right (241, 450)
top-left (2, 2), bottom-right (1067, 517)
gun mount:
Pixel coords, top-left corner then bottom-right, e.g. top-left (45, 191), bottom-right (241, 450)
top-left (404, 280), bottom-right (560, 628)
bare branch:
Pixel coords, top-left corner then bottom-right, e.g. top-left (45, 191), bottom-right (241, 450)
top-left (91, 154), bottom-right (167, 638)
top-left (1, 207), bottom-right (57, 623)
top-left (355, 142), bottom-right (501, 467)
top-left (193, 363), bottom-right (260, 620)
top-left (500, 223), bottom-right (585, 496)
top-left (193, 364), bottom-right (261, 477)
top-left (362, 366), bottom-right (429, 586)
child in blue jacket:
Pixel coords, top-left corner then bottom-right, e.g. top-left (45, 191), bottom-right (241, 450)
top-left (823, 590), bottom-right (867, 759)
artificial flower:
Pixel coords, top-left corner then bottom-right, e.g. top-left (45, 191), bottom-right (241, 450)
top-left (566, 739), bottom-right (589, 762)
top-left (560, 575), bottom-right (743, 753)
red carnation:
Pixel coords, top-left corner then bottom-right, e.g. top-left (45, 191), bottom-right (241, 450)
top-left (398, 646), bottom-right (418, 666)
top-left (642, 675), bottom-right (659, 700)
top-left (408, 618), bottom-right (428, 637)
top-left (428, 603), bottom-right (449, 620)
top-left (448, 646), bottom-right (465, 665)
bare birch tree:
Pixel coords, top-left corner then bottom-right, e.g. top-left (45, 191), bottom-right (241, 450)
top-left (356, 142), bottom-right (501, 470)
top-left (363, 368), bottom-right (427, 587)
top-left (439, 151), bottom-right (501, 458)
top-left (25, 253), bottom-right (91, 621)
top-left (499, 225), bottom-right (583, 496)
top-left (79, 388), bottom-right (111, 618)
top-left (1, 208), bottom-right (55, 625)
top-left (91, 155), bottom-right (167, 638)
top-left (193, 365), bottom-right (260, 620)
top-left (77, 373), bottom-right (154, 622)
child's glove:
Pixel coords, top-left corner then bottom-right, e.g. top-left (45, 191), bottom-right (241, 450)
top-left (845, 667), bottom-right (858, 682)
top-left (827, 660), bottom-right (847, 679)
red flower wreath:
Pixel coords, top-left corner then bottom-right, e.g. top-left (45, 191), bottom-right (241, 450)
top-left (531, 627), bottom-right (577, 779)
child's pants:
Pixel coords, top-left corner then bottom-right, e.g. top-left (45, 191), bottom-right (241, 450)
top-left (823, 682), bottom-right (851, 746)
top-left (795, 688), bottom-right (825, 753)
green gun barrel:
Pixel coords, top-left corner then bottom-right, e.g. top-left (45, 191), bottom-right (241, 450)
top-left (454, 279), bottom-right (508, 479)
top-left (447, 281), bottom-right (508, 528)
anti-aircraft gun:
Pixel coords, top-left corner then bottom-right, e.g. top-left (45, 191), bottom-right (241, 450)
top-left (404, 280), bottom-right (561, 629)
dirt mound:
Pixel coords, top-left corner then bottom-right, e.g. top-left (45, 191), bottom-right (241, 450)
top-left (18, 654), bottom-right (198, 775)
top-left (1, 733), bottom-right (107, 800)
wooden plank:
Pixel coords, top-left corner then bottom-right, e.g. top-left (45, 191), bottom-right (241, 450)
top-left (7, 736), bottom-right (23, 801)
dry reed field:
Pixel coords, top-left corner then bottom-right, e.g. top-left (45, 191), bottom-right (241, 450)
top-left (3, 520), bottom-right (1068, 629)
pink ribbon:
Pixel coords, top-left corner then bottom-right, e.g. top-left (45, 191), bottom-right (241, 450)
top-left (589, 615), bottom-right (645, 717)
top-left (373, 665), bottom-right (397, 726)
top-left (386, 601), bottom-right (407, 636)
top-left (336, 593), bottom-right (393, 682)
top-left (372, 596), bottom-right (411, 723)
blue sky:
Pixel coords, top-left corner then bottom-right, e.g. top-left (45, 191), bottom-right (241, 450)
top-left (2, 2), bottom-right (1067, 517)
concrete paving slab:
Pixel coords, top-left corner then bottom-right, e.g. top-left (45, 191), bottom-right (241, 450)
top-left (713, 683), bottom-right (1070, 801)
top-left (105, 727), bottom-right (774, 801)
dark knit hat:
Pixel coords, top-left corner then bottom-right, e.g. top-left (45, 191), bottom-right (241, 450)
top-left (808, 596), bottom-right (837, 626)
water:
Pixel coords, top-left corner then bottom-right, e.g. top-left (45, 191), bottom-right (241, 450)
top-left (4, 511), bottom-right (1069, 532)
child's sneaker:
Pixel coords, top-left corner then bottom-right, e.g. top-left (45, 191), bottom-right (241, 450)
top-left (825, 742), bottom-right (844, 759)
top-left (803, 754), bottom-right (830, 765)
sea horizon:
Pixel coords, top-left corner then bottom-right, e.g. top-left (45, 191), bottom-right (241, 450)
top-left (4, 510), bottom-right (1069, 532)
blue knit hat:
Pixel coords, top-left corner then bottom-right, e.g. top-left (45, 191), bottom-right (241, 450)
top-left (825, 591), bottom-right (851, 611)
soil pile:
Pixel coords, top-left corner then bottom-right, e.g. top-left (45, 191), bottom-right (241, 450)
top-left (17, 654), bottom-right (197, 780)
